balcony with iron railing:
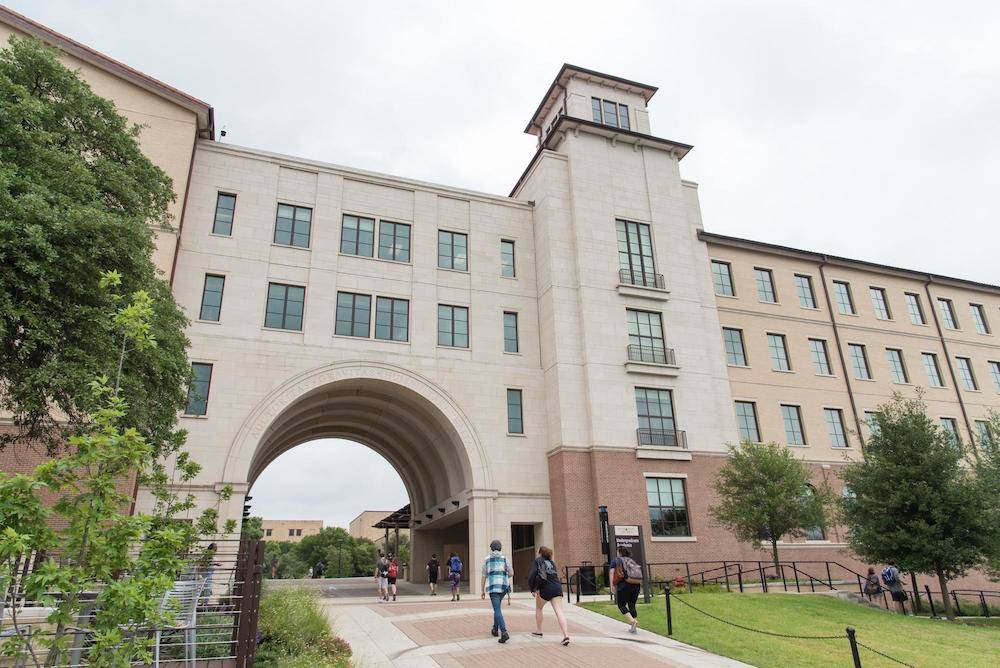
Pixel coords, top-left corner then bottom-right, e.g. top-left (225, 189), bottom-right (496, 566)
top-left (627, 344), bottom-right (676, 366)
top-left (619, 268), bottom-right (667, 291)
top-left (637, 428), bottom-right (688, 449)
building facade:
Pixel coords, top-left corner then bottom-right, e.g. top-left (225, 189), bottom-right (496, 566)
top-left (261, 519), bottom-right (323, 543)
top-left (4, 9), bottom-right (998, 593)
top-left (349, 511), bottom-right (411, 549)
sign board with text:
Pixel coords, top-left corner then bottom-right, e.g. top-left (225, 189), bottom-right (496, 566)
top-left (611, 524), bottom-right (650, 603)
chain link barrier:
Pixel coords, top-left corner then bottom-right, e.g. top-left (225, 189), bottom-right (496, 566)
top-left (669, 592), bottom-right (917, 667)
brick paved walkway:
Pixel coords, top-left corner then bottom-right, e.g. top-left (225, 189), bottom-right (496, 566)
top-left (319, 579), bottom-right (751, 668)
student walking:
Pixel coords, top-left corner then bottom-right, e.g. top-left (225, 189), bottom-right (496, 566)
top-left (881, 563), bottom-right (908, 614)
top-left (448, 552), bottom-right (463, 601)
top-left (527, 546), bottom-right (569, 646)
top-left (863, 566), bottom-right (882, 599)
top-left (375, 552), bottom-right (390, 602)
top-left (480, 539), bottom-right (513, 644)
top-left (610, 546), bottom-right (643, 634)
top-left (387, 553), bottom-right (399, 601)
top-left (314, 560), bottom-right (325, 579)
top-left (427, 553), bottom-right (440, 595)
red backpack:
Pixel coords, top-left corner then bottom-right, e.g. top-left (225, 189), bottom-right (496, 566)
top-left (388, 560), bottom-right (399, 578)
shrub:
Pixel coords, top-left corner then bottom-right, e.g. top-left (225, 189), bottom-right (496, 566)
top-left (256, 588), bottom-right (351, 667)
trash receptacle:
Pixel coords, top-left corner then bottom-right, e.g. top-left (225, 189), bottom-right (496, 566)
top-left (579, 562), bottom-right (598, 595)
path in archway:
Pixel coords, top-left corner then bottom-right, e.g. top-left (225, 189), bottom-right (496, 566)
top-left (319, 580), bottom-right (750, 667)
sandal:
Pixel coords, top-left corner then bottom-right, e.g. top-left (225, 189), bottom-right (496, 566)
top-left (531, 632), bottom-right (543, 637)
top-left (561, 637), bottom-right (570, 646)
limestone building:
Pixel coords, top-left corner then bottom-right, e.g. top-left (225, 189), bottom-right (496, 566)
top-left (3, 7), bottom-right (998, 593)
top-left (260, 519), bottom-right (323, 543)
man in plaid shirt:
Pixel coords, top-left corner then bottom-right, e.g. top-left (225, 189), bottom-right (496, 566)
top-left (480, 539), bottom-right (513, 643)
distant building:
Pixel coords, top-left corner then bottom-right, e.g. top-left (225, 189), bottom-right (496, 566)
top-left (349, 510), bottom-right (410, 550)
top-left (261, 519), bottom-right (323, 543)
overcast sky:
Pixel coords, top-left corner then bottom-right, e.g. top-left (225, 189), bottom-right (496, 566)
top-left (12, 1), bottom-right (999, 526)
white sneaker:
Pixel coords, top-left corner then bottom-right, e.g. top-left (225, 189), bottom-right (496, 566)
top-left (629, 622), bottom-right (638, 634)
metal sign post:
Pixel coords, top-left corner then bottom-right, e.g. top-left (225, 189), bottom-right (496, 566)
top-left (598, 505), bottom-right (610, 587)
top-left (612, 524), bottom-right (650, 603)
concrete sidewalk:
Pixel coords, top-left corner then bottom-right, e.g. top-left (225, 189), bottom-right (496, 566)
top-left (318, 580), bottom-right (751, 667)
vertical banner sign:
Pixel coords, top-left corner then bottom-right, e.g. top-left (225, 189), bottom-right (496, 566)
top-left (598, 506), bottom-right (611, 588)
top-left (612, 524), bottom-right (651, 603)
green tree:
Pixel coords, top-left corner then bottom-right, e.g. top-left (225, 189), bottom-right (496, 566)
top-left (297, 527), bottom-right (354, 575)
top-left (970, 411), bottom-right (1000, 583)
top-left (0, 36), bottom-right (189, 455)
top-left (710, 441), bottom-right (833, 571)
top-left (263, 541), bottom-right (306, 579)
top-left (242, 516), bottom-right (264, 541)
top-left (0, 275), bottom-right (227, 666)
top-left (840, 394), bottom-right (998, 621)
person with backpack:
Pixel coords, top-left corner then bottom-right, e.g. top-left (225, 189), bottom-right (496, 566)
top-left (387, 552), bottom-right (399, 601)
top-left (375, 552), bottom-right (390, 602)
top-left (528, 546), bottom-right (569, 646)
top-left (863, 566), bottom-right (882, 599)
top-left (448, 552), bottom-right (463, 601)
top-left (427, 553), bottom-right (440, 595)
top-left (314, 560), bottom-right (325, 579)
top-left (610, 546), bottom-right (643, 633)
top-left (480, 539), bottom-right (513, 644)
top-left (881, 563), bottom-right (908, 614)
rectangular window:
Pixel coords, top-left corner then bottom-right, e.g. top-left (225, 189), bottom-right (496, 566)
top-left (905, 293), bottom-right (926, 325)
top-left (199, 274), bottom-right (225, 322)
top-left (591, 96), bottom-right (602, 123)
top-left (990, 361), bottom-right (1000, 392)
top-left (265, 529), bottom-right (272, 536)
top-left (937, 298), bottom-right (958, 329)
top-left (832, 281), bottom-right (855, 315)
top-left (795, 274), bottom-right (817, 308)
top-left (288, 529), bottom-right (294, 537)
top-left (755, 268), bottom-right (777, 303)
top-left (975, 420), bottom-right (993, 446)
top-left (438, 304), bottom-right (469, 348)
top-left (886, 349), bottom-right (909, 384)
top-left (970, 304), bottom-right (991, 335)
top-left (341, 214), bottom-right (376, 257)
top-left (603, 99), bottom-right (619, 127)
top-left (722, 328), bottom-right (747, 366)
top-left (809, 338), bottom-right (832, 375)
top-left (767, 333), bottom-right (791, 371)
top-left (618, 103), bottom-right (630, 130)
top-left (335, 291), bottom-right (371, 338)
top-left (212, 193), bottom-right (236, 236)
top-left (646, 477), bottom-right (691, 537)
top-left (711, 260), bottom-right (735, 297)
top-left (824, 408), bottom-right (848, 448)
top-left (635, 387), bottom-right (678, 446)
top-left (780, 404), bottom-right (806, 445)
top-left (506, 388), bottom-right (523, 434)
top-left (500, 239), bottom-right (516, 278)
top-left (377, 221), bottom-right (411, 262)
top-left (438, 230), bottom-right (468, 271)
top-left (375, 296), bottom-right (409, 342)
top-left (848, 343), bottom-right (871, 380)
top-left (627, 309), bottom-right (667, 364)
top-left (940, 417), bottom-right (959, 444)
top-left (503, 311), bottom-right (519, 353)
top-left (956, 357), bottom-right (978, 391)
top-left (616, 219), bottom-right (657, 286)
top-left (264, 283), bottom-right (305, 331)
top-left (869, 287), bottom-right (891, 320)
top-left (734, 401), bottom-right (761, 442)
top-left (922, 353), bottom-right (944, 387)
top-left (185, 362), bottom-right (213, 416)
top-left (273, 203), bottom-right (312, 248)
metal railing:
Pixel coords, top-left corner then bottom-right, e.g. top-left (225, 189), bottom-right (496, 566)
top-left (0, 536), bottom-right (263, 667)
top-left (619, 268), bottom-right (666, 290)
top-left (637, 428), bottom-right (688, 448)
top-left (627, 344), bottom-right (676, 365)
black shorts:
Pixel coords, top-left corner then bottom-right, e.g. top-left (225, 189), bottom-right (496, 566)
top-left (428, 573), bottom-right (438, 583)
top-left (890, 590), bottom-right (908, 602)
top-left (538, 581), bottom-right (563, 601)
top-left (388, 577), bottom-right (397, 585)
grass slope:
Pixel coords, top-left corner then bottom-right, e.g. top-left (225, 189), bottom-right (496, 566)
top-left (583, 592), bottom-right (998, 667)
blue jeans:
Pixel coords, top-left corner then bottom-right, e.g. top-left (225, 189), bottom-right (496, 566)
top-left (489, 592), bottom-right (507, 633)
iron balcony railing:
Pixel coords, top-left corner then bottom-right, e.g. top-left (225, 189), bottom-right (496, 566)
top-left (627, 344), bottom-right (676, 366)
top-left (637, 428), bottom-right (688, 448)
top-left (619, 268), bottom-right (666, 290)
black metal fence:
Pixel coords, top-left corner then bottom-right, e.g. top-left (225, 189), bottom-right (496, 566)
top-left (0, 536), bottom-right (264, 667)
top-left (637, 428), bottom-right (688, 448)
top-left (627, 344), bottom-right (676, 366)
top-left (619, 268), bottom-right (666, 290)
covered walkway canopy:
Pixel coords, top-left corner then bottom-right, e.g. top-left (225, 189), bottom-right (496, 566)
top-left (374, 504), bottom-right (410, 560)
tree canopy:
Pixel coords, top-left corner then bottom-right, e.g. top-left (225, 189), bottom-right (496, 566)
top-left (0, 36), bottom-right (189, 454)
top-left (710, 441), bottom-right (833, 569)
top-left (840, 394), bottom-right (998, 620)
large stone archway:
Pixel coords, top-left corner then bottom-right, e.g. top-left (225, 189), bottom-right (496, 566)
top-left (218, 360), bottom-right (497, 592)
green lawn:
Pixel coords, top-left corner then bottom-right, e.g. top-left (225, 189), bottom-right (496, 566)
top-left (582, 593), bottom-right (999, 667)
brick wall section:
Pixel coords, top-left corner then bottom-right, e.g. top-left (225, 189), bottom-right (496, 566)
top-left (548, 447), bottom-right (996, 591)
top-left (0, 424), bottom-right (138, 530)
